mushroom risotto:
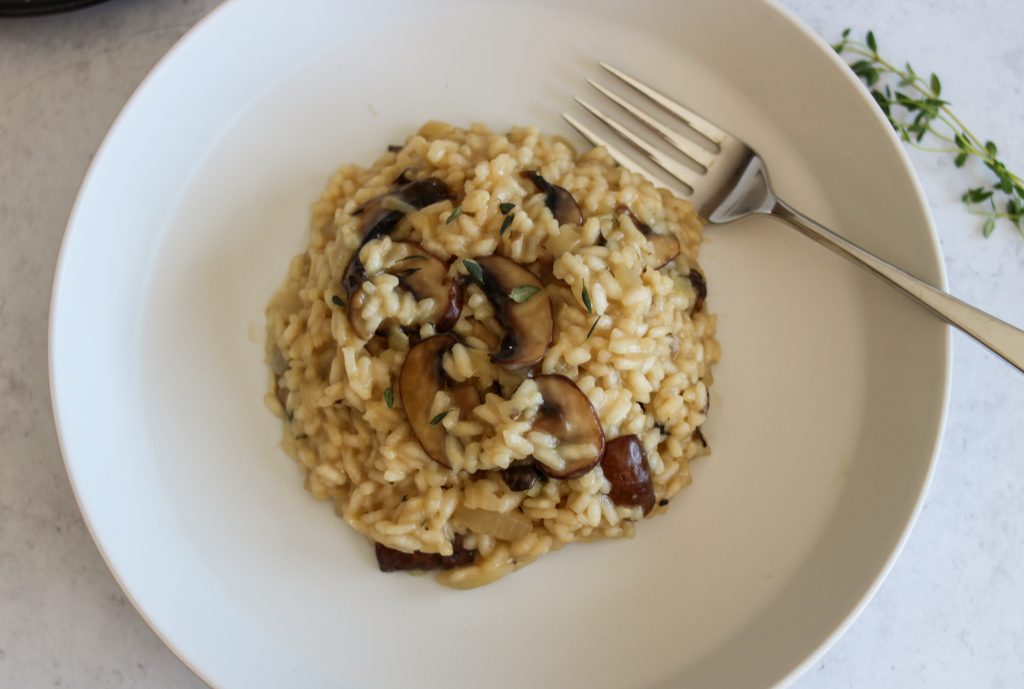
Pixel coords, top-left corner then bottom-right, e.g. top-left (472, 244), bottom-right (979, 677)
top-left (265, 121), bottom-right (719, 588)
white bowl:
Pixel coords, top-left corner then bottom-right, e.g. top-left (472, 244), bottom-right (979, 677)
top-left (49, 0), bottom-right (949, 687)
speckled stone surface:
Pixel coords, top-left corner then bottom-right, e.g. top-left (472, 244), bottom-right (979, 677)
top-left (1, 1), bottom-right (1022, 687)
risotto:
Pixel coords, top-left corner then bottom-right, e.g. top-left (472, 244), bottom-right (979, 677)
top-left (265, 121), bottom-right (719, 588)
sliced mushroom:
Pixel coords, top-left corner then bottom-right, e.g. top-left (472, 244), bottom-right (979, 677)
top-left (347, 242), bottom-right (462, 340)
top-left (501, 461), bottom-right (546, 492)
top-left (601, 434), bottom-right (655, 515)
top-left (393, 167), bottom-right (413, 185)
top-left (351, 177), bottom-right (450, 225)
top-left (522, 170), bottom-right (584, 225)
top-left (530, 374), bottom-right (605, 479)
top-left (616, 205), bottom-right (680, 269)
top-left (527, 255), bottom-right (559, 287)
top-left (473, 255), bottom-right (553, 368)
top-left (364, 334), bottom-right (388, 357)
top-left (449, 383), bottom-right (482, 419)
top-left (389, 242), bottom-right (462, 331)
top-left (342, 177), bottom-right (451, 296)
top-left (374, 536), bottom-right (475, 572)
top-left (342, 260), bottom-right (370, 302)
top-left (688, 268), bottom-right (707, 312)
top-left (466, 319), bottom-right (501, 350)
top-left (400, 334), bottom-right (457, 467)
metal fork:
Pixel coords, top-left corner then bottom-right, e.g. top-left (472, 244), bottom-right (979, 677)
top-left (565, 62), bottom-right (1024, 374)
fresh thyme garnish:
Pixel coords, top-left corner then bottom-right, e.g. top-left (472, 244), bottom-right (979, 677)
top-left (499, 213), bottom-right (515, 236)
top-left (509, 285), bottom-right (541, 303)
top-left (446, 206), bottom-right (462, 224)
top-left (384, 387), bottom-right (394, 409)
top-left (581, 281), bottom-right (593, 313)
top-left (499, 202), bottom-right (515, 215)
top-left (429, 410), bottom-right (450, 426)
top-left (585, 315), bottom-right (601, 341)
top-left (463, 259), bottom-right (483, 284)
top-left (330, 295), bottom-right (345, 308)
top-left (834, 28), bottom-right (1024, 237)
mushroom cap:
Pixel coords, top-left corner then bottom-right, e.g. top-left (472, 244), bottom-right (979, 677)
top-left (473, 255), bottom-right (553, 369)
top-left (531, 374), bottom-right (606, 480)
top-left (388, 242), bottom-right (463, 331)
top-left (399, 334), bottom-right (459, 468)
top-left (347, 241), bottom-right (462, 340)
top-left (615, 204), bottom-right (680, 269)
top-left (522, 170), bottom-right (584, 226)
top-left (601, 434), bottom-right (655, 515)
top-left (342, 177), bottom-right (451, 297)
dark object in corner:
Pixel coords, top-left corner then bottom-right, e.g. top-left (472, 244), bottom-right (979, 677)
top-left (0, 0), bottom-right (112, 17)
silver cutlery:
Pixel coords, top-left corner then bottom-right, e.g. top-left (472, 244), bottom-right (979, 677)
top-left (565, 62), bottom-right (1024, 374)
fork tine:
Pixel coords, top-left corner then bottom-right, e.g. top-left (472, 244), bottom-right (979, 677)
top-left (598, 62), bottom-right (727, 145)
top-left (561, 113), bottom-right (664, 185)
top-left (587, 79), bottom-right (715, 169)
top-left (573, 98), bottom-right (702, 190)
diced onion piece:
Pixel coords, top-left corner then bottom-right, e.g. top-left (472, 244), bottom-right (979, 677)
top-left (454, 506), bottom-right (531, 541)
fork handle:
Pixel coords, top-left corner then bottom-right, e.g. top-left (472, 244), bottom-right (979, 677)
top-left (771, 200), bottom-right (1024, 373)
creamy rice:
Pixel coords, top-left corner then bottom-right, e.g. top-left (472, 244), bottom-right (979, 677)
top-left (265, 121), bottom-right (719, 588)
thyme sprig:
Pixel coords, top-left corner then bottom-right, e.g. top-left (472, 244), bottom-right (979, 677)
top-left (834, 29), bottom-right (1024, 238)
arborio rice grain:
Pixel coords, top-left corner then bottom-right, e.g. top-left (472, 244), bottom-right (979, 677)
top-left (265, 121), bottom-right (719, 588)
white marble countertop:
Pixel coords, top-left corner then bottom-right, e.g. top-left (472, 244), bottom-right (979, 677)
top-left (2, 0), bottom-right (1022, 687)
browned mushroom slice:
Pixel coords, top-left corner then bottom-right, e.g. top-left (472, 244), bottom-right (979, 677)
top-left (342, 260), bottom-right (370, 302)
top-left (374, 536), bottom-right (475, 572)
top-left (364, 334), bottom-right (388, 357)
top-left (526, 255), bottom-right (561, 287)
top-left (449, 383), bottom-right (482, 419)
top-left (387, 242), bottom-right (462, 332)
top-left (521, 170), bottom-right (584, 225)
top-left (688, 268), bottom-right (707, 312)
top-left (400, 334), bottom-right (458, 467)
top-left (601, 434), bottom-right (655, 515)
top-left (466, 320), bottom-right (500, 350)
top-left (342, 178), bottom-right (451, 296)
top-left (615, 205), bottom-right (680, 269)
top-left (351, 177), bottom-right (450, 227)
top-left (473, 255), bottom-right (553, 368)
top-left (530, 374), bottom-right (606, 479)
top-left (347, 242), bottom-right (463, 340)
top-left (501, 461), bottom-right (546, 491)
top-left (393, 167), bottom-right (413, 185)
